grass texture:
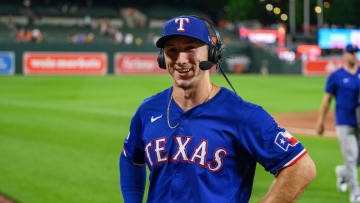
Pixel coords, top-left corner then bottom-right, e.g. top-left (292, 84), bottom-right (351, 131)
top-left (0, 75), bottom-right (348, 203)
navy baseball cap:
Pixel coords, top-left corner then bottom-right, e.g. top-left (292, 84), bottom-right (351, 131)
top-left (156, 16), bottom-right (212, 48)
top-left (345, 44), bottom-right (359, 53)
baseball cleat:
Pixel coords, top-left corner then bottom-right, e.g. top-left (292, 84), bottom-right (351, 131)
top-left (337, 179), bottom-right (347, 193)
top-left (350, 194), bottom-right (360, 202)
top-left (335, 166), bottom-right (347, 192)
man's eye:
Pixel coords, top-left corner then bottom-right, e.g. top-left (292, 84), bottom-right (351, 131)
top-left (166, 48), bottom-right (176, 53)
top-left (185, 46), bottom-right (195, 51)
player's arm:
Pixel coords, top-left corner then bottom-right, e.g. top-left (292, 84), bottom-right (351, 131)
top-left (316, 93), bottom-right (332, 135)
top-left (120, 152), bottom-right (146, 203)
top-left (120, 108), bottom-right (146, 203)
top-left (260, 153), bottom-right (316, 203)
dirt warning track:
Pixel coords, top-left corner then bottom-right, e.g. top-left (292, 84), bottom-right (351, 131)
top-left (273, 111), bottom-right (336, 138)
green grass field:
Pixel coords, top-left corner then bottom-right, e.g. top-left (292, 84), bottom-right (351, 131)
top-left (0, 74), bottom-right (349, 203)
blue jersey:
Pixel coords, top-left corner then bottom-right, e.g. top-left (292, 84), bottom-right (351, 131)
top-left (123, 87), bottom-right (306, 203)
top-left (325, 68), bottom-right (360, 126)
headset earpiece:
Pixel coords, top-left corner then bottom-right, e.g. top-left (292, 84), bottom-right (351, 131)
top-left (208, 26), bottom-right (223, 64)
top-left (157, 48), bottom-right (166, 69)
top-left (208, 45), bottom-right (221, 64)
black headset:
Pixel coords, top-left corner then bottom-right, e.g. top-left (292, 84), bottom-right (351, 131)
top-left (157, 15), bottom-right (223, 70)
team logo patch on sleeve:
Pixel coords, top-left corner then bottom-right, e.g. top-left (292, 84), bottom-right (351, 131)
top-left (274, 131), bottom-right (299, 151)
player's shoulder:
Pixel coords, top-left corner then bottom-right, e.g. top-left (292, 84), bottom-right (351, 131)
top-left (222, 88), bottom-right (275, 130)
top-left (219, 88), bottom-right (273, 131)
top-left (220, 87), bottom-right (264, 117)
top-left (221, 87), bottom-right (259, 106)
top-left (329, 67), bottom-right (345, 77)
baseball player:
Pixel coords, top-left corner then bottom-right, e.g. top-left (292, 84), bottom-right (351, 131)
top-left (316, 44), bottom-right (360, 203)
top-left (120, 15), bottom-right (316, 202)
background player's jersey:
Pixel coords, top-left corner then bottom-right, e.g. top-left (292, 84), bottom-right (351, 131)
top-left (325, 67), bottom-right (360, 126)
top-left (123, 87), bottom-right (306, 203)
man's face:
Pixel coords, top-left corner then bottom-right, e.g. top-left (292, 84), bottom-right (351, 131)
top-left (163, 35), bottom-right (209, 89)
top-left (344, 50), bottom-right (358, 66)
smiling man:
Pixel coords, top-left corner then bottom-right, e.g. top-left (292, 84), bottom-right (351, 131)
top-left (120, 15), bottom-right (316, 203)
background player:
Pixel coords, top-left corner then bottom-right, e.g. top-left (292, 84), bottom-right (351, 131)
top-left (316, 44), bottom-right (360, 202)
top-left (120, 15), bottom-right (316, 202)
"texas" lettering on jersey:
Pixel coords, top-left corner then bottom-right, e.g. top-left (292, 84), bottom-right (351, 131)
top-left (144, 135), bottom-right (229, 173)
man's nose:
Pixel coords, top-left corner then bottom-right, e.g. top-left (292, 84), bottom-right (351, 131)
top-left (176, 52), bottom-right (189, 64)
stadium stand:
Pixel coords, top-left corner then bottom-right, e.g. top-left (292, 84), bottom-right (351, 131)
top-left (0, 4), bottom-right (21, 16)
top-left (0, 1), bottom-right (235, 46)
top-left (0, 1), bottom-right (304, 75)
top-left (145, 5), bottom-right (204, 20)
top-left (0, 24), bottom-right (15, 43)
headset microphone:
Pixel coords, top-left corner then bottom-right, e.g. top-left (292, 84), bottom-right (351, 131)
top-left (199, 61), bottom-right (214, 70)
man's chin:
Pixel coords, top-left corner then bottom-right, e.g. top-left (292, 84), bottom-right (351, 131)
top-left (174, 79), bottom-right (193, 89)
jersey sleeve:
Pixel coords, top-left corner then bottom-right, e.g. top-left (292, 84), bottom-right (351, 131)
top-left (122, 108), bottom-right (146, 165)
top-left (241, 106), bottom-right (307, 175)
top-left (325, 73), bottom-right (336, 95)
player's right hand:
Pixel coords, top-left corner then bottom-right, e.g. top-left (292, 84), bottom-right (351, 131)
top-left (316, 122), bottom-right (324, 136)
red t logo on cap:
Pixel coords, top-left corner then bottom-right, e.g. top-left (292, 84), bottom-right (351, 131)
top-left (175, 18), bottom-right (190, 32)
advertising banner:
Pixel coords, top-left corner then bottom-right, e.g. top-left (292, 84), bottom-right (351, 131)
top-left (318, 28), bottom-right (360, 49)
top-left (0, 52), bottom-right (15, 75)
top-left (24, 52), bottom-right (107, 75)
top-left (115, 53), bottom-right (167, 74)
top-left (297, 45), bottom-right (322, 61)
top-left (302, 59), bottom-right (343, 75)
top-left (239, 27), bottom-right (286, 47)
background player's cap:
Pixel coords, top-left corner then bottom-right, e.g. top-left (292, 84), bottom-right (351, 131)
top-left (156, 16), bottom-right (212, 48)
top-left (345, 44), bottom-right (359, 53)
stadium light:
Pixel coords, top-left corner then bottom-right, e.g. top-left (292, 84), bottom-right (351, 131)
top-left (281, 14), bottom-right (288, 21)
top-left (324, 1), bottom-right (330, 8)
top-left (266, 4), bottom-right (274, 11)
top-left (314, 6), bottom-right (322, 14)
top-left (273, 7), bottom-right (281, 15)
